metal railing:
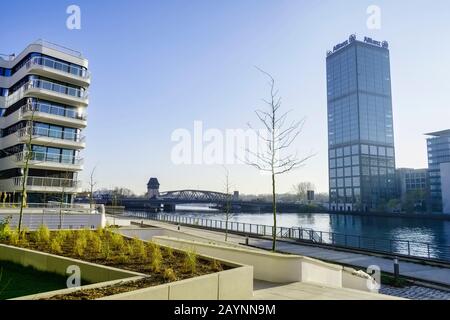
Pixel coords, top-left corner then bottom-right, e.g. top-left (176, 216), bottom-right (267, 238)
top-left (17, 126), bottom-right (85, 143)
top-left (126, 212), bottom-right (450, 262)
top-left (12, 176), bottom-right (81, 188)
top-left (27, 56), bottom-right (90, 79)
top-left (26, 79), bottom-right (88, 99)
top-left (15, 151), bottom-right (83, 165)
top-left (20, 102), bottom-right (87, 121)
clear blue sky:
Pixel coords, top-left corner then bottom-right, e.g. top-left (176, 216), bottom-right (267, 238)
top-left (1, 0), bottom-right (449, 194)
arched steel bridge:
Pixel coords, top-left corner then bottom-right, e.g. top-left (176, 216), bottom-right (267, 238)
top-left (158, 190), bottom-right (230, 203)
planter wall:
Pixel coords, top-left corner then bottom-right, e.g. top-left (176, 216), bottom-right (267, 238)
top-left (152, 236), bottom-right (378, 293)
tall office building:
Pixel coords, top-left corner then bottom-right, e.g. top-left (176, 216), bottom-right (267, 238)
top-left (0, 40), bottom-right (90, 203)
top-left (326, 35), bottom-right (396, 212)
top-left (426, 130), bottom-right (450, 213)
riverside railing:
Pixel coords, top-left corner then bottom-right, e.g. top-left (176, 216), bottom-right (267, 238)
top-left (125, 212), bottom-right (450, 263)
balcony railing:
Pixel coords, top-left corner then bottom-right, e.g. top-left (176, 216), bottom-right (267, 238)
top-left (13, 176), bottom-right (81, 188)
top-left (26, 56), bottom-right (90, 80)
top-left (20, 102), bottom-right (87, 121)
top-left (25, 79), bottom-right (88, 99)
top-left (17, 126), bottom-right (85, 143)
top-left (15, 151), bottom-right (83, 166)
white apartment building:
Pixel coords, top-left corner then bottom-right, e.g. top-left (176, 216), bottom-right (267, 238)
top-left (0, 40), bottom-right (90, 204)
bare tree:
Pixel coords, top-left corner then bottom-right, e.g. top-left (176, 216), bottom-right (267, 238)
top-left (222, 166), bottom-right (234, 242)
top-left (247, 68), bottom-right (313, 251)
top-left (88, 166), bottom-right (97, 210)
top-left (292, 181), bottom-right (316, 202)
top-left (18, 100), bottom-right (36, 233)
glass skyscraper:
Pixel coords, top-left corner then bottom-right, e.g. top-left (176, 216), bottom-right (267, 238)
top-left (426, 130), bottom-right (450, 213)
top-left (326, 35), bottom-right (396, 212)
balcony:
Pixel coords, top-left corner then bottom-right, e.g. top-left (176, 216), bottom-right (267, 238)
top-left (11, 176), bottom-right (81, 192)
top-left (6, 79), bottom-right (88, 107)
top-left (16, 126), bottom-right (86, 149)
top-left (25, 56), bottom-right (90, 86)
top-left (14, 151), bottom-right (83, 171)
top-left (19, 102), bottom-right (87, 128)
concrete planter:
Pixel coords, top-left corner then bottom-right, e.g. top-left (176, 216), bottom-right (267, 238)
top-left (152, 236), bottom-right (378, 293)
top-left (1, 243), bottom-right (254, 300)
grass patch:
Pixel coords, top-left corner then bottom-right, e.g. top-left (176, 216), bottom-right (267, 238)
top-left (0, 261), bottom-right (74, 300)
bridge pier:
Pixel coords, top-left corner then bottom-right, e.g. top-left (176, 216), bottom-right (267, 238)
top-left (163, 203), bottom-right (176, 212)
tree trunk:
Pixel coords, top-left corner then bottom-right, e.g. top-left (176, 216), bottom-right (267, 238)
top-left (272, 172), bottom-right (277, 251)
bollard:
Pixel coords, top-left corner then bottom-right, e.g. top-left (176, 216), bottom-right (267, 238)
top-left (177, 224), bottom-right (180, 231)
top-left (393, 257), bottom-right (400, 283)
top-left (245, 236), bottom-right (249, 246)
top-left (141, 220), bottom-right (143, 227)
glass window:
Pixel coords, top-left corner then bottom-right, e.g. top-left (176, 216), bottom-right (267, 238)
top-left (370, 145), bottom-right (378, 155)
top-left (330, 179), bottom-right (337, 188)
top-left (345, 178), bottom-right (352, 187)
top-left (337, 168), bottom-right (344, 177)
top-left (344, 157), bottom-right (351, 166)
top-left (352, 145), bottom-right (359, 155)
top-left (345, 167), bottom-right (352, 177)
top-left (62, 149), bottom-right (74, 164)
top-left (47, 147), bottom-right (60, 162)
top-left (353, 177), bottom-right (360, 187)
top-left (344, 146), bottom-right (351, 156)
top-left (329, 149), bottom-right (336, 159)
top-left (336, 148), bottom-right (343, 157)
top-left (378, 146), bottom-right (386, 156)
top-left (49, 125), bottom-right (63, 139)
top-left (63, 128), bottom-right (76, 140)
top-left (330, 169), bottom-right (336, 178)
top-left (361, 145), bottom-right (369, 154)
top-left (329, 159), bottom-right (336, 169)
top-left (336, 158), bottom-right (343, 167)
top-left (354, 188), bottom-right (361, 196)
top-left (387, 147), bottom-right (394, 157)
top-left (337, 179), bottom-right (344, 188)
top-left (352, 155), bottom-right (359, 165)
top-left (352, 166), bottom-right (360, 176)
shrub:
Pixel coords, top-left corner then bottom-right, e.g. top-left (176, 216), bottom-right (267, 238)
top-left (110, 232), bottom-right (125, 251)
top-left (183, 250), bottom-right (197, 274)
top-left (90, 233), bottom-right (103, 254)
top-left (116, 253), bottom-right (129, 264)
top-left (8, 230), bottom-right (19, 246)
top-left (163, 268), bottom-right (177, 282)
top-left (73, 237), bottom-right (87, 257)
top-left (150, 243), bottom-right (163, 272)
top-left (50, 238), bottom-right (62, 254)
top-left (102, 243), bottom-right (112, 261)
top-left (131, 237), bottom-right (147, 261)
top-left (36, 224), bottom-right (50, 244)
top-left (0, 223), bottom-right (12, 241)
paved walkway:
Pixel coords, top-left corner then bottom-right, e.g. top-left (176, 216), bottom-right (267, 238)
top-left (252, 280), bottom-right (401, 300)
top-left (116, 216), bottom-right (450, 287)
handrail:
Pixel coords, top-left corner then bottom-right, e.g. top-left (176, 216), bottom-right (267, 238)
top-left (15, 151), bottom-right (83, 165)
top-left (125, 212), bottom-right (450, 262)
top-left (12, 176), bottom-right (81, 188)
top-left (27, 56), bottom-right (90, 79)
top-left (27, 79), bottom-right (88, 99)
top-left (16, 126), bottom-right (85, 143)
top-left (20, 102), bottom-right (87, 121)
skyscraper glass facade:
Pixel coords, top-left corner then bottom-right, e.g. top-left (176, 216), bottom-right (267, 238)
top-left (327, 36), bottom-right (396, 212)
top-left (426, 130), bottom-right (450, 213)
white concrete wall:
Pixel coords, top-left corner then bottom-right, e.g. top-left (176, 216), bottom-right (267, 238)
top-left (152, 236), bottom-right (378, 293)
top-left (0, 212), bottom-right (105, 230)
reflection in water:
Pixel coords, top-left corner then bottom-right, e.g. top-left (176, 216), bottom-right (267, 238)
top-left (168, 210), bottom-right (450, 248)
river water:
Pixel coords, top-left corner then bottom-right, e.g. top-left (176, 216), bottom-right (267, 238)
top-left (133, 208), bottom-right (450, 249)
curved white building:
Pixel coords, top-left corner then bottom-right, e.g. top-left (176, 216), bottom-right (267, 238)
top-left (0, 40), bottom-right (90, 203)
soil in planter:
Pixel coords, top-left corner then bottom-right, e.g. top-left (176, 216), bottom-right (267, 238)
top-left (0, 227), bottom-right (229, 299)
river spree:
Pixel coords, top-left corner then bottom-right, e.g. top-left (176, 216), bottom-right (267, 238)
top-left (139, 210), bottom-right (450, 249)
